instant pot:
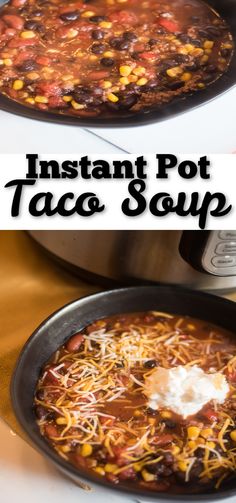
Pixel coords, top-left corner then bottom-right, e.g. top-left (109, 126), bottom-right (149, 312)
top-left (28, 230), bottom-right (236, 291)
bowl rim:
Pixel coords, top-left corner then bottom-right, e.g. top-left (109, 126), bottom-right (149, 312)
top-left (10, 285), bottom-right (236, 501)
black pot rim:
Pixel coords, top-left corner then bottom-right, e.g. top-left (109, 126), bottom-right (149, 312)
top-left (10, 285), bottom-right (236, 501)
top-left (0, 0), bottom-right (235, 127)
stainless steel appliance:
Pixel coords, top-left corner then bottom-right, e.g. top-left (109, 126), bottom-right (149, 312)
top-left (28, 231), bottom-right (236, 291)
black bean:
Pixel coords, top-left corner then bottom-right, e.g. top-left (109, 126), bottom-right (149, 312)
top-left (89, 15), bottom-right (107, 23)
top-left (119, 94), bottom-right (138, 110)
top-left (146, 407), bottom-right (158, 416)
top-left (144, 359), bottom-right (157, 368)
top-left (100, 57), bottom-right (115, 66)
top-left (221, 48), bottom-right (231, 58)
top-left (91, 43), bottom-right (106, 54)
top-left (205, 26), bottom-right (222, 38)
top-left (163, 419), bottom-right (176, 429)
top-left (24, 20), bottom-right (45, 32)
top-left (167, 80), bottom-right (185, 90)
top-left (59, 11), bottom-right (80, 21)
top-left (191, 39), bottom-right (201, 47)
top-left (177, 33), bottom-right (191, 43)
top-left (198, 29), bottom-right (209, 38)
top-left (163, 453), bottom-right (174, 465)
top-left (174, 54), bottom-right (190, 64)
top-left (202, 73), bottom-right (214, 83)
top-left (140, 79), bottom-right (159, 93)
top-left (148, 462), bottom-right (173, 476)
top-left (31, 10), bottom-right (43, 16)
top-left (149, 38), bottom-right (158, 46)
top-left (91, 29), bottom-right (105, 40)
top-left (207, 64), bottom-right (218, 73)
top-left (36, 389), bottom-right (44, 400)
top-left (35, 405), bottom-right (51, 420)
top-left (123, 31), bottom-right (138, 42)
top-left (17, 59), bottom-right (40, 72)
top-left (155, 27), bottom-right (166, 35)
top-left (110, 37), bottom-right (130, 50)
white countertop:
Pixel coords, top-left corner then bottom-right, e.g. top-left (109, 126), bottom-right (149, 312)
top-left (0, 419), bottom-right (235, 503)
top-left (1, 85), bottom-right (235, 154)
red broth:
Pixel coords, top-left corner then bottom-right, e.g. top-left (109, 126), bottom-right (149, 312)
top-left (34, 312), bottom-right (236, 494)
top-left (0, 0), bottom-right (233, 117)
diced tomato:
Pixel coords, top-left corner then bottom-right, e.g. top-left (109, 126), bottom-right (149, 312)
top-left (225, 368), bottom-right (236, 382)
top-left (158, 18), bottom-right (180, 33)
top-left (11, 0), bottom-right (27, 6)
top-left (2, 14), bottom-right (24, 31)
top-left (5, 28), bottom-right (17, 37)
top-left (44, 424), bottom-right (58, 438)
top-left (8, 37), bottom-right (38, 47)
top-left (0, 20), bottom-right (5, 34)
top-left (109, 10), bottom-right (138, 26)
top-left (36, 56), bottom-right (52, 66)
top-left (201, 408), bottom-right (218, 422)
top-left (59, 3), bottom-right (84, 14)
top-left (138, 51), bottom-right (157, 61)
top-left (14, 50), bottom-right (35, 65)
top-left (36, 81), bottom-right (62, 97)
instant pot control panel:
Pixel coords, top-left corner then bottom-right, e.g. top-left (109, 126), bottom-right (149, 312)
top-left (180, 231), bottom-right (236, 277)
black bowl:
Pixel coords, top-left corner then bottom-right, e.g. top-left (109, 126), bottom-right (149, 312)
top-left (0, 0), bottom-right (235, 127)
top-left (11, 285), bottom-right (236, 501)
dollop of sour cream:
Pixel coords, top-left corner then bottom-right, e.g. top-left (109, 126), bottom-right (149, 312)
top-left (144, 365), bottom-right (229, 418)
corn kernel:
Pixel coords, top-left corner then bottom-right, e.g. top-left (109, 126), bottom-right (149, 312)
top-left (148, 417), bottom-right (156, 425)
top-left (103, 51), bottom-right (114, 57)
top-left (230, 430), bottom-right (236, 442)
top-left (62, 74), bottom-right (74, 81)
top-left (63, 95), bottom-right (72, 102)
top-left (120, 76), bottom-right (130, 85)
top-left (26, 72), bottom-right (40, 80)
top-left (200, 55), bottom-right (209, 63)
top-left (111, 86), bottom-right (119, 93)
top-left (134, 409), bottom-right (142, 417)
top-left (137, 77), bottom-right (148, 86)
top-left (81, 443), bottom-right (93, 457)
top-left (107, 92), bottom-right (119, 102)
top-left (94, 466), bottom-right (105, 476)
top-left (141, 469), bottom-right (155, 482)
top-left (178, 460), bottom-right (188, 472)
top-left (201, 428), bottom-right (213, 439)
top-left (0, 59), bottom-right (3, 65)
top-left (181, 72), bottom-right (192, 82)
top-left (187, 426), bottom-right (201, 440)
top-left (128, 75), bottom-right (138, 82)
top-left (117, 0), bottom-right (128, 3)
top-left (119, 65), bottom-right (132, 77)
top-left (3, 58), bottom-right (12, 66)
top-left (166, 66), bottom-right (183, 78)
top-left (133, 66), bottom-right (146, 76)
top-left (35, 95), bottom-right (48, 104)
top-left (190, 48), bottom-right (204, 57)
top-left (206, 441), bottom-right (216, 449)
top-left (101, 80), bottom-right (112, 89)
top-left (172, 445), bottom-right (180, 455)
top-left (25, 97), bottom-right (35, 104)
top-left (61, 445), bottom-right (71, 453)
top-left (184, 44), bottom-right (195, 53)
top-left (99, 21), bottom-right (112, 29)
top-left (187, 440), bottom-right (197, 450)
top-left (104, 463), bottom-right (117, 473)
top-left (82, 11), bottom-right (96, 17)
top-left (66, 28), bottom-right (78, 39)
top-left (198, 83), bottom-right (205, 88)
top-left (89, 55), bottom-right (98, 61)
top-left (161, 410), bottom-right (172, 419)
top-left (204, 40), bottom-right (214, 50)
top-left (20, 31), bottom-right (36, 39)
top-left (205, 49), bottom-right (212, 55)
top-left (71, 100), bottom-right (85, 110)
top-left (12, 79), bottom-right (24, 91)
top-left (187, 323), bottom-right (195, 330)
top-left (56, 417), bottom-right (67, 425)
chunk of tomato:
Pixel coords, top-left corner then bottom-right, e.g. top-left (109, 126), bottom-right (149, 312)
top-left (158, 18), bottom-right (179, 33)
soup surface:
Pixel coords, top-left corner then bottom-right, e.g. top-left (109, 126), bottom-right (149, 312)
top-left (0, 0), bottom-right (233, 118)
top-left (34, 311), bottom-right (236, 494)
